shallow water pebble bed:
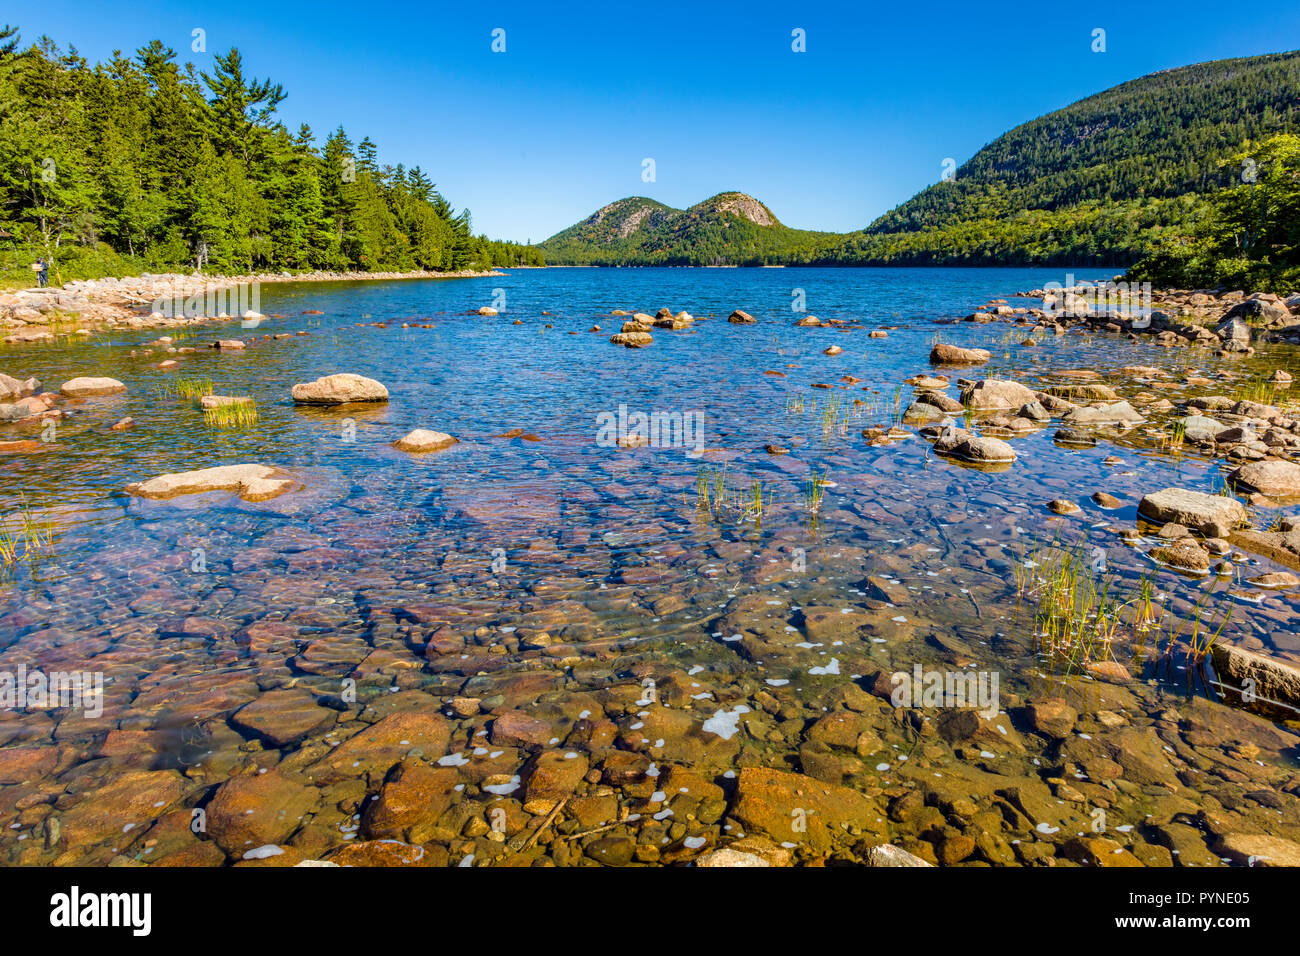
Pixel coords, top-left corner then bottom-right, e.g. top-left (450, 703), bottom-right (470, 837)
top-left (1, 267), bottom-right (1298, 868)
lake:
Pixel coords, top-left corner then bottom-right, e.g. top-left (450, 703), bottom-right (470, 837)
top-left (1, 266), bottom-right (1298, 867)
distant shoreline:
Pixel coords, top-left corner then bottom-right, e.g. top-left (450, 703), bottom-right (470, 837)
top-left (1, 268), bottom-right (507, 342)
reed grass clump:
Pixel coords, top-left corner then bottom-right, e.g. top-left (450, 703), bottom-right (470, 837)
top-left (1016, 531), bottom-right (1235, 681)
top-left (203, 399), bottom-right (258, 429)
top-left (160, 376), bottom-right (214, 400)
top-left (692, 465), bottom-right (773, 527)
top-left (0, 499), bottom-right (57, 581)
top-left (1232, 377), bottom-right (1277, 406)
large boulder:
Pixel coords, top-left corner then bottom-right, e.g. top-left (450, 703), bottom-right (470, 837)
top-left (60, 376), bottom-right (126, 398)
top-left (901, 401), bottom-right (947, 425)
top-left (1221, 297), bottom-right (1293, 328)
top-left (918, 390), bottom-right (963, 413)
top-left (126, 464), bottom-right (296, 502)
top-left (610, 331), bottom-right (652, 348)
top-left (1137, 487), bottom-right (1246, 537)
top-left (0, 373), bottom-right (38, 400)
top-left (1228, 460), bottom-right (1300, 498)
top-left (291, 373), bottom-right (388, 404)
top-left (1060, 401), bottom-right (1143, 427)
top-left (932, 426), bottom-right (1016, 464)
top-left (1210, 644), bottom-right (1300, 721)
top-left (1214, 314), bottom-right (1251, 345)
top-left (1179, 415), bottom-right (1227, 443)
top-left (1228, 400), bottom-right (1281, 420)
top-left (655, 311), bottom-right (693, 329)
top-left (1044, 383), bottom-right (1118, 401)
top-left (960, 379), bottom-right (1036, 411)
top-left (930, 343), bottom-right (990, 366)
top-left (728, 310), bottom-right (756, 324)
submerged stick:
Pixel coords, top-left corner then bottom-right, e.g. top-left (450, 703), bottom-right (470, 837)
top-left (518, 796), bottom-right (568, 851)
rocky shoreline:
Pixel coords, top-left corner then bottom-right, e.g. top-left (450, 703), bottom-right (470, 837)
top-left (0, 268), bottom-right (505, 343)
top-left (1003, 284), bottom-right (1300, 351)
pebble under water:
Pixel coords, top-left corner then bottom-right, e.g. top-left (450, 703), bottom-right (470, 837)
top-left (1, 266), bottom-right (1298, 868)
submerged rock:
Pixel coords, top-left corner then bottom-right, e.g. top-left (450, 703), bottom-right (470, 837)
top-left (906, 374), bottom-right (949, 388)
top-left (1229, 528), bottom-right (1300, 572)
top-left (206, 770), bottom-right (320, 855)
top-left (728, 767), bottom-right (886, 854)
top-left (902, 401), bottom-right (947, 425)
top-left (695, 847), bottom-right (771, 867)
top-left (1053, 427), bottom-right (1096, 447)
top-left (1211, 644), bottom-right (1300, 721)
top-left (1045, 382), bottom-right (1118, 402)
top-left (865, 843), bottom-right (933, 867)
top-left (1149, 541), bottom-right (1211, 573)
top-left (291, 373), bottom-right (389, 404)
top-left (230, 689), bottom-right (336, 747)
top-left (1245, 571), bottom-right (1299, 589)
top-left (1214, 833), bottom-right (1300, 867)
top-left (394, 429), bottom-right (458, 453)
top-left (728, 310), bottom-right (756, 324)
top-left (127, 463), bottom-right (297, 502)
top-left (200, 394), bottom-right (253, 409)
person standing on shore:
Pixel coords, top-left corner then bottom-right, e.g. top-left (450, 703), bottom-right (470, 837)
top-left (35, 257), bottom-right (48, 288)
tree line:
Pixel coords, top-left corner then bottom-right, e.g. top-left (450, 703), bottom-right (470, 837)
top-left (1127, 134), bottom-right (1300, 291)
top-left (0, 25), bottom-right (543, 285)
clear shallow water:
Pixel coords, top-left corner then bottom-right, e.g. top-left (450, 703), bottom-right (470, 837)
top-left (1, 266), bottom-right (1298, 867)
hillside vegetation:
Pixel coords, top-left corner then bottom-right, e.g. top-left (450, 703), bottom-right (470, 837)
top-left (538, 193), bottom-right (831, 266)
top-left (542, 51), bottom-right (1300, 276)
top-left (0, 24), bottom-right (542, 286)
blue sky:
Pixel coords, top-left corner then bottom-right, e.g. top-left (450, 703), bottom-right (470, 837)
top-left (11, 1), bottom-right (1299, 242)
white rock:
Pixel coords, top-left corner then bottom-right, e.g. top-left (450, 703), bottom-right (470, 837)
top-left (291, 373), bottom-right (388, 404)
top-left (60, 376), bottom-right (126, 397)
top-left (394, 429), bottom-right (458, 453)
